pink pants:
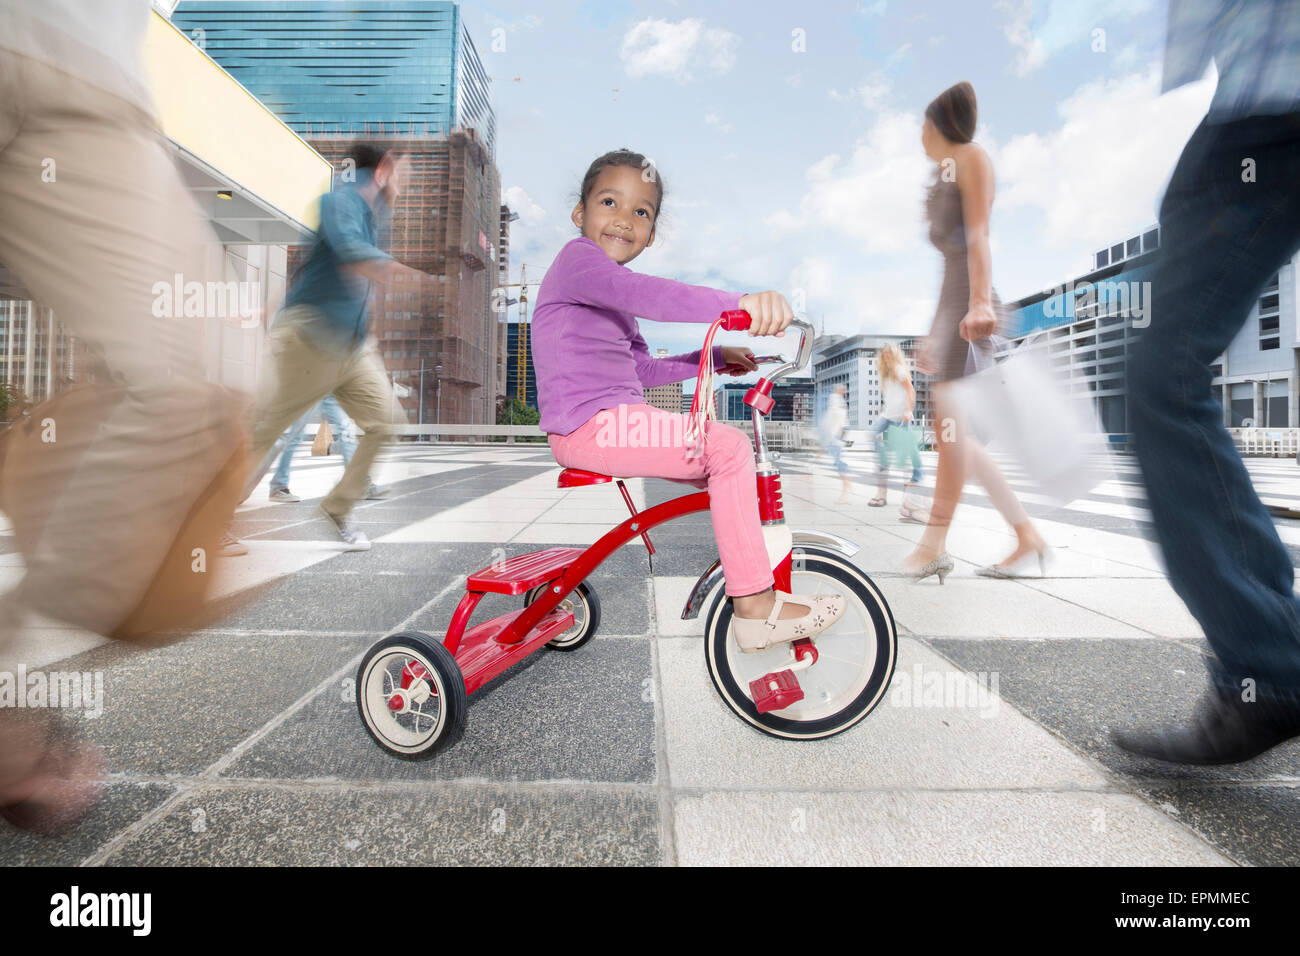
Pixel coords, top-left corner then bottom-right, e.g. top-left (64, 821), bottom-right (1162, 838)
top-left (549, 404), bottom-right (774, 597)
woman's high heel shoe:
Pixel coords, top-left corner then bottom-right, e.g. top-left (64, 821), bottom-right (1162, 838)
top-left (907, 551), bottom-right (954, 584)
top-left (975, 545), bottom-right (1052, 579)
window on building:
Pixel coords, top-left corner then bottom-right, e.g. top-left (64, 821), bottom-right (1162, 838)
top-left (1095, 249), bottom-right (1109, 269)
top-left (1126, 236), bottom-right (1140, 257)
top-left (1143, 228), bottom-right (1160, 252)
top-left (1110, 242), bottom-right (1124, 262)
top-left (1259, 293), bottom-right (1279, 314)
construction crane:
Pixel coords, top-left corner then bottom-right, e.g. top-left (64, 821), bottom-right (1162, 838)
top-left (496, 264), bottom-right (542, 404)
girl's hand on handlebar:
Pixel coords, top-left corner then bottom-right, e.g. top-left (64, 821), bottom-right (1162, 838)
top-left (718, 346), bottom-right (758, 375)
top-left (737, 291), bottom-right (793, 338)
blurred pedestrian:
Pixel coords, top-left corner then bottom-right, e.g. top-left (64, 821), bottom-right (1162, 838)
top-left (820, 384), bottom-right (854, 503)
top-left (903, 81), bottom-right (1048, 584)
top-left (869, 344), bottom-right (928, 523)
top-left (236, 144), bottom-right (427, 552)
top-left (0, 0), bottom-right (243, 833)
top-left (1113, 0), bottom-right (1300, 764)
top-left (266, 394), bottom-right (388, 503)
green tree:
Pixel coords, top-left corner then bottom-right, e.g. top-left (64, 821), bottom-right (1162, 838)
top-left (0, 383), bottom-right (25, 423)
top-left (496, 397), bottom-right (543, 441)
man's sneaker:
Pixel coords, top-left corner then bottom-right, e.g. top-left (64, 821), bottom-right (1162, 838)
top-left (320, 505), bottom-right (371, 551)
top-left (365, 483), bottom-right (391, 500)
top-left (218, 532), bottom-right (248, 557)
top-left (269, 487), bottom-right (301, 503)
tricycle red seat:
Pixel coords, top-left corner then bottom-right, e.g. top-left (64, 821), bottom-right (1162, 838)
top-left (557, 468), bottom-right (612, 488)
top-left (467, 546), bottom-right (586, 595)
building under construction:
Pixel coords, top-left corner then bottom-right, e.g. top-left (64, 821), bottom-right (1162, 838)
top-left (172, 0), bottom-right (507, 425)
top-left (304, 129), bottom-right (505, 425)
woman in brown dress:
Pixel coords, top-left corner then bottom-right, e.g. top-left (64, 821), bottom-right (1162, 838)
top-left (903, 82), bottom-right (1048, 582)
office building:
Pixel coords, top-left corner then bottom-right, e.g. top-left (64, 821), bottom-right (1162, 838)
top-left (644, 349), bottom-right (685, 413)
top-left (713, 380), bottom-right (814, 423)
top-left (1006, 227), bottom-right (1299, 433)
top-left (173, 1), bottom-right (505, 424)
top-left (812, 334), bottom-right (932, 432)
top-left (172, 0), bottom-right (496, 156)
top-left (504, 320), bottom-right (538, 411)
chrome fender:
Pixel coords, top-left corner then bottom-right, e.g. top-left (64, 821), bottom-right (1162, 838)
top-left (679, 529), bottom-right (861, 620)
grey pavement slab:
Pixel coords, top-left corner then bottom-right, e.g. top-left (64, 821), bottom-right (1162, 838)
top-left (0, 783), bottom-right (175, 866)
top-left (224, 637), bottom-right (657, 784)
top-left (928, 636), bottom-right (1300, 865)
top-left (53, 633), bottom-right (371, 776)
top-left (874, 574), bottom-right (1153, 639)
top-left (1136, 785), bottom-right (1300, 868)
top-left (673, 789), bottom-right (1229, 866)
top-left (100, 786), bottom-right (660, 866)
top-left (658, 636), bottom-right (1111, 791)
top-left (204, 559), bottom-right (443, 631)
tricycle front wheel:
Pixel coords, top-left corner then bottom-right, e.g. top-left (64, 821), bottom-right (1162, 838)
top-left (704, 549), bottom-right (896, 739)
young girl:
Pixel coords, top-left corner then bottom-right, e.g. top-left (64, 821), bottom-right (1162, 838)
top-left (533, 149), bottom-right (846, 651)
top-left (869, 344), bottom-right (927, 523)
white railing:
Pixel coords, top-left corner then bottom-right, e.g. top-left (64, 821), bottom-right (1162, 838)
top-left (384, 421), bottom-right (824, 451)
top-left (1229, 427), bottom-right (1299, 458)
top-left (390, 424), bottom-right (545, 442)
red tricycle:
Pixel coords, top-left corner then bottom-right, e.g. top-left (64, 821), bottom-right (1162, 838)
top-left (356, 312), bottom-right (897, 757)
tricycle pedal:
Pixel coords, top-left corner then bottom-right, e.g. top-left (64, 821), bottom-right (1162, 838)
top-left (750, 668), bottom-right (804, 714)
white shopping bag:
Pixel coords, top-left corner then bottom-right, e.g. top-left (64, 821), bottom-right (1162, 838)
top-left (950, 334), bottom-right (1116, 504)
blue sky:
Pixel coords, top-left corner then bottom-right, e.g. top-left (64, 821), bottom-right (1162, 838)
top-left (459, 0), bottom-right (1216, 363)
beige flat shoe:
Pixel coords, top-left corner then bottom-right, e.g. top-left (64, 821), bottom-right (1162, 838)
top-left (731, 591), bottom-right (848, 653)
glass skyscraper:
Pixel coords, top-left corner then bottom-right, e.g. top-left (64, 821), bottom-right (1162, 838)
top-left (172, 0), bottom-right (496, 156)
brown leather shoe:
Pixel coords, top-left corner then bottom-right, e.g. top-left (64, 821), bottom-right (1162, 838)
top-left (0, 713), bottom-right (106, 836)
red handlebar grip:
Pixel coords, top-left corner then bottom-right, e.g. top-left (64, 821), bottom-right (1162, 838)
top-left (719, 309), bottom-right (751, 331)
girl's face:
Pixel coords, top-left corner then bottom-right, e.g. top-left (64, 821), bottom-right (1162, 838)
top-left (571, 164), bottom-right (658, 265)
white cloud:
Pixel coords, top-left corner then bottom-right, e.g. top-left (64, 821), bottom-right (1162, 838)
top-left (995, 66), bottom-right (1215, 251)
top-left (704, 111), bottom-right (734, 134)
top-left (830, 76), bottom-right (891, 110)
top-left (763, 110), bottom-right (931, 255)
top-left (503, 185), bottom-right (547, 228)
top-left (996, 0), bottom-right (1153, 76)
top-left (828, 44), bottom-right (907, 110)
top-left (491, 14), bottom-right (542, 33)
top-left (620, 18), bottom-right (740, 82)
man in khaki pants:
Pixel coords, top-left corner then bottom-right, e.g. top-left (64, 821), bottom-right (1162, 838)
top-left (235, 145), bottom-right (428, 552)
top-left (0, 1), bottom-right (243, 833)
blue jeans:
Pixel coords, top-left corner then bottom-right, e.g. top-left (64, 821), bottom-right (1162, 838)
top-left (270, 394), bottom-right (356, 491)
top-left (873, 418), bottom-right (922, 484)
top-left (1128, 112), bottom-right (1300, 710)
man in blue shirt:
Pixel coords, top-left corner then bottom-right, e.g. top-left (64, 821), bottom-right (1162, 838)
top-left (238, 144), bottom-right (428, 551)
top-left (1115, 0), bottom-right (1300, 763)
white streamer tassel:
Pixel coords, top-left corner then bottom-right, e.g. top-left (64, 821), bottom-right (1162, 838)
top-left (685, 318), bottom-right (724, 458)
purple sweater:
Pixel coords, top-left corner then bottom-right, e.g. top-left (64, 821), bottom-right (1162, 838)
top-left (533, 237), bottom-right (742, 435)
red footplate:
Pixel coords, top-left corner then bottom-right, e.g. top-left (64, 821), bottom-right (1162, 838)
top-left (749, 669), bottom-right (804, 714)
top-left (467, 547), bottom-right (586, 595)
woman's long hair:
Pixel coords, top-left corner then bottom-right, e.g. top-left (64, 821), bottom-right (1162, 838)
top-left (878, 343), bottom-right (908, 384)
